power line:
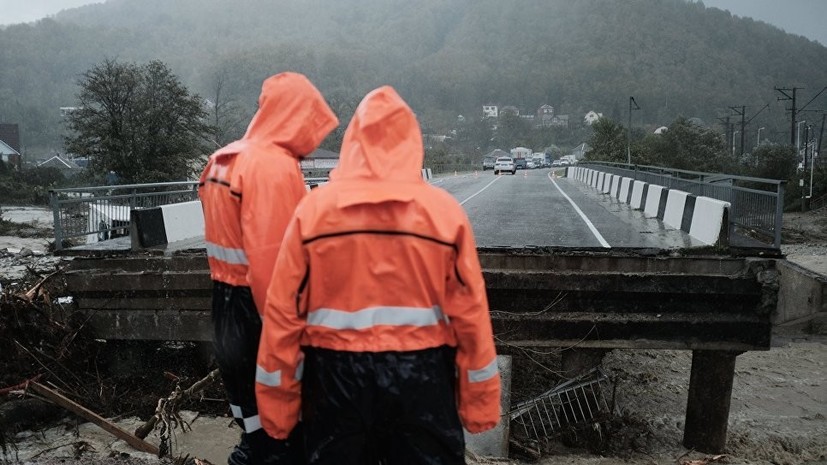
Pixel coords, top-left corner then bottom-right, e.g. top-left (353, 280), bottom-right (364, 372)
top-left (775, 87), bottom-right (800, 146)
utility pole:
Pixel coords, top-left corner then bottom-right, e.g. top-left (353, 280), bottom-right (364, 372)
top-left (717, 115), bottom-right (731, 150)
top-left (729, 104), bottom-right (768, 156)
top-left (627, 96), bottom-right (640, 165)
top-left (804, 125), bottom-right (811, 194)
top-left (818, 113), bottom-right (826, 170)
top-left (775, 87), bottom-right (799, 146)
top-left (730, 106), bottom-right (746, 157)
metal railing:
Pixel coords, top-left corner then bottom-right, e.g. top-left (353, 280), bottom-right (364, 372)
top-left (49, 181), bottom-right (199, 250)
top-left (579, 161), bottom-right (786, 248)
top-left (510, 368), bottom-right (615, 442)
top-left (809, 192), bottom-right (827, 212)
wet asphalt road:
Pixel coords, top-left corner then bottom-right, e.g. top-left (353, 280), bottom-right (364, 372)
top-left (431, 168), bottom-right (700, 249)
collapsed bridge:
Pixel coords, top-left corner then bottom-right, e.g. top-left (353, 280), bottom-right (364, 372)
top-left (62, 246), bottom-right (779, 454)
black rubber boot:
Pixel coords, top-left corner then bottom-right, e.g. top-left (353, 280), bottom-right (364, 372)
top-left (228, 432), bottom-right (252, 465)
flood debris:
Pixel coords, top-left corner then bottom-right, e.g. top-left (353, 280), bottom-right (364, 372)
top-left (509, 367), bottom-right (616, 447)
top-left (26, 380), bottom-right (160, 456)
top-left (135, 369), bottom-right (221, 456)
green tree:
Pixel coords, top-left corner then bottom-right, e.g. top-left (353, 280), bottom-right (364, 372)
top-left (639, 117), bottom-right (732, 172)
top-left (495, 112), bottom-right (531, 149)
top-left (65, 59), bottom-right (212, 183)
top-left (586, 118), bottom-right (626, 162)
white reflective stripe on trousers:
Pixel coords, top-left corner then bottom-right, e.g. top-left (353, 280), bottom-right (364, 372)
top-left (243, 415), bottom-right (262, 433)
top-left (468, 357), bottom-right (499, 383)
top-left (205, 241), bottom-right (249, 265)
top-left (255, 365), bottom-right (281, 387)
top-left (307, 305), bottom-right (445, 330)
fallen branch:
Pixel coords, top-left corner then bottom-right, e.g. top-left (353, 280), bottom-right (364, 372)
top-left (27, 381), bottom-right (159, 456)
top-left (135, 368), bottom-right (221, 440)
top-left (0, 374), bottom-right (42, 396)
top-left (16, 268), bottom-right (60, 304)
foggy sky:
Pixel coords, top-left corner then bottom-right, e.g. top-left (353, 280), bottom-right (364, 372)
top-left (0, 0), bottom-right (100, 25)
top-left (700, 0), bottom-right (826, 46)
top-left (1, 0), bottom-right (826, 47)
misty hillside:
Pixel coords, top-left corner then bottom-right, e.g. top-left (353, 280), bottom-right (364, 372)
top-left (2, 0), bottom-right (826, 151)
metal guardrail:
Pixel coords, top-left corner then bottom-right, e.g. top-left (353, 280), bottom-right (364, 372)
top-left (579, 161), bottom-right (786, 249)
top-left (49, 182), bottom-right (199, 250)
top-left (49, 178), bottom-right (333, 250)
top-left (510, 368), bottom-right (615, 442)
top-left (809, 192), bottom-right (827, 212)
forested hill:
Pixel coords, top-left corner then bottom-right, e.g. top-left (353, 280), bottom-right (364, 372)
top-left (2, 0), bottom-right (826, 151)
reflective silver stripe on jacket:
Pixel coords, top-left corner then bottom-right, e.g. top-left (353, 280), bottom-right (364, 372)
top-left (307, 305), bottom-right (445, 330)
top-left (206, 241), bottom-right (249, 265)
top-left (468, 357), bottom-right (499, 383)
top-left (256, 365), bottom-right (281, 387)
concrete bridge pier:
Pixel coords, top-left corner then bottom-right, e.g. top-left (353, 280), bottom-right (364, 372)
top-left (683, 350), bottom-right (742, 453)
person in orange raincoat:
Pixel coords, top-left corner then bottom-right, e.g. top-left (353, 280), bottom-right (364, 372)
top-left (256, 86), bottom-right (501, 464)
top-left (199, 72), bottom-right (338, 465)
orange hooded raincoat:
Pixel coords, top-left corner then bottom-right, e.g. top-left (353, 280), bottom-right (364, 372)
top-left (199, 72), bottom-right (338, 312)
top-left (256, 86), bottom-right (501, 440)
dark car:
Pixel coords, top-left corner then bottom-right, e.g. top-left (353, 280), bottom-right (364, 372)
top-left (482, 156), bottom-right (496, 171)
top-left (514, 158), bottom-right (528, 170)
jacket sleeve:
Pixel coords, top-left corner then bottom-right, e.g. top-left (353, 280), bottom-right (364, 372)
top-left (443, 213), bottom-right (501, 433)
top-left (255, 214), bottom-right (308, 439)
top-left (240, 157), bottom-right (306, 312)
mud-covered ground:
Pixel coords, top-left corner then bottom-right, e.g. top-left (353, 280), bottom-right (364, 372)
top-left (1, 205), bottom-right (826, 465)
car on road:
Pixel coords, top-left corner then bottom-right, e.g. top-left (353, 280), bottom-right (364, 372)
top-left (526, 161), bottom-right (536, 169)
top-left (494, 156), bottom-right (516, 175)
top-left (482, 156), bottom-right (496, 171)
top-left (514, 158), bottom-right (528, 170)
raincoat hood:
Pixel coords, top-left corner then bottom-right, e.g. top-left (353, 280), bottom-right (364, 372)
top-left (242, 72), bottom-right (339, 159)
top-left (330, 86), bottom-right (424, 206)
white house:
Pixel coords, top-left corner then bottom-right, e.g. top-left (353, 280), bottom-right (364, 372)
top-left (482, 105), bottom-right (498, 118)
top-left (584, 111), bottom-right (603, 125)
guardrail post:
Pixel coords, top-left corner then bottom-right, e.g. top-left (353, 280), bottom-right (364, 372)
top-left (49, 189), bottom-right (63, 251)
top-left (774, 182), bottom-right (786, 249)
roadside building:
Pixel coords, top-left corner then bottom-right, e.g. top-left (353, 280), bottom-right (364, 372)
top-left (36, 155), bottom-right (84, 177)
top-left (0, 123), bottom-right (22, 170)
top-left (300, 148), bottom-right (339, 178)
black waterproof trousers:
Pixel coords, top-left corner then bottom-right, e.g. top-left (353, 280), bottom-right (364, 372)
top-left (301, 346), bottom-right (465, 465)
top-left (212, 281), bottom-right (305, 465)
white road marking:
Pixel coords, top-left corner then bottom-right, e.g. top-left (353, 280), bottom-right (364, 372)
top-left (547, 172), bottom-right (611, 248)
top-left (460, 175), bottom-right (503, 205)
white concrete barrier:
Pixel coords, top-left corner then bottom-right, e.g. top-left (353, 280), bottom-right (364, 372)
top-left (161, 201), bottom-right (205, 244)
top-left (602, 174), bottom-right (613, 194)
top-left (663, 190), bottom-right (690, 230)
top-left (644, 184), bottom-right (665, 218)
top-left (610, 175), bottom-right (621, 198)
top-left (630, 180), bottom-right (646, 209)
top-left (131, 200), bottom-right (204, 249)
top-left (689, 197), bottom-right (730, 245)
top-left (619, 177), bottom-right (632, 203)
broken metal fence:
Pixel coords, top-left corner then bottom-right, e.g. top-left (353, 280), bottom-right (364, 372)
top-left (510, 367), bottom-right (616, 442)
top-left (579, 162), bottom-right (785, 248)
top-left (49, 182), bottom-right (199, 250)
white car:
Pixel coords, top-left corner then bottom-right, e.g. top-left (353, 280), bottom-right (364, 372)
top-left (494, 156), bottom-right (516, 175)
top-left (526, 161), bottom-right (537, 169)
